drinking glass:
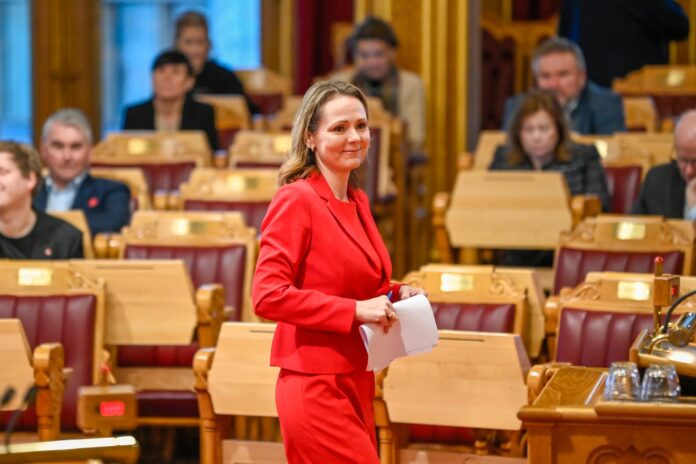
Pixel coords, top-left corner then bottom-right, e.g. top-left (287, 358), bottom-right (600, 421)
top-left (640, 363), bottom-right (681, 402)
top-left (604, 362), bottom-right (641, 401)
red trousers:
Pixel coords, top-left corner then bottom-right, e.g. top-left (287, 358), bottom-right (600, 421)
top-left (275, 368), bottom-right (379, 464)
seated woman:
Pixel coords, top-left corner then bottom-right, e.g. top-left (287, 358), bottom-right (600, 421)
top-left (123, 49), bottom-right (219, 151)
top-left (174, 11), bottom-right (259, 115)
top-left (0, 141), bottom-right (83, 259)
top-left (489, 89), bottom-right (610, 267)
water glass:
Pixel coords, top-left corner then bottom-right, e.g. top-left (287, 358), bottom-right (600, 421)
top-left (604, 362), bottom-right (641, 401)
top-left (640, 364), bottom-right (681, 402)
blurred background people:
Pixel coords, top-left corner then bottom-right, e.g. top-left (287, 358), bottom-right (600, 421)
top-left (559, 0), bottom-right (690, 87)
top-left (123, 49), bottom-right (219, 151)
top-left (331, 16), bottom-right (425, 152)
top-left (491, 89), bottom-right (609, 266)
top-left (0, 141), bottom-right (83, 259)
top-left (502, 37), bottom-right (625, 135)
top-left (35, 108), bottom-right (131, 235)
top-left (632, 110), bottom-right (696, 219)
top-left (174, 10), bottom-right (259, 115)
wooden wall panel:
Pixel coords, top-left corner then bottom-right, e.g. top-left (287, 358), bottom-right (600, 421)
top-left (32, 0), bottom-right (100, 145)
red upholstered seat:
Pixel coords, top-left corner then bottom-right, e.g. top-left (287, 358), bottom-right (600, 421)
top-left (120, 244), bottom-right (247, 419)
top-left (91, 161), bottom-right (196, 193)
top-left (183, 199), bottom-right (270, 232)
top-left (0, 295), bottom-right (97, 431)
top-left (604, 165), bottom-right (643, 214)
top-left (409, 301), bottom-right (516, 444)
top-left (249, 93), bottom-right (284, 115)
top-left (555, 307), bottom-right (654, 367)
top-left (553, 248), bottom-right (684, 294)
top-left (218, 128), bottom-right (241, 151)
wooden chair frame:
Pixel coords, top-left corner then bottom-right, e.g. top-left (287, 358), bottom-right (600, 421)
top-left (48, 210), bottom-right (95, 259)
top-left (89, 167), bottom-right (151, 211)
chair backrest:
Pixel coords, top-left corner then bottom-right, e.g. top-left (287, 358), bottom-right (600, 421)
top-left (92, 131), bottom-right (210, 193)
top-left (265, 96), bottom-right (302, 132)
top-left (604, 132), bottom-right (674, 167)
top-left (114, 211), bottom-right (257, 322)
top-left (0, 261), bottom-right (105, 430)
top-left (603, 164), bottom-right (643, 214)
top-left (228, 130), bottom-right (291, 168)
top-left (471, 130), bottom-right (507, 170)
top-left (195, 95), bottom-right (251, 149)
top-left (623, 96), bottom-right (658, 132)
top-left (48, 210), bottom-right (94, 258)
top-left (90, 167), bottom-right (151, 210)
top-left (0, 319), bottom-right (64, 441)
top-left (403, 263), bottom-right (546, 358)
top-left (446, 170), bottom-right (572, 250)
top-left (553, 215), bottom-right (696, 293)
top-left (179, 168), bottom-right (279, 232)
top-left (195, 322), bottom-right (284, 463)
top-left (549, 271), bottom-right (696, 367)
top-left (235, 68), bottom-right (292, 116)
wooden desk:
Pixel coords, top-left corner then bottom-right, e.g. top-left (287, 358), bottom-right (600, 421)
top-left (519, 366), bottom-right (696, 463)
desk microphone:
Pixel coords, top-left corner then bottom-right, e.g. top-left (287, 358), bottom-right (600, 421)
top-left (4, 386), bottom-right (37, 451)
top-left (0, 387), bottom-right (15, 408)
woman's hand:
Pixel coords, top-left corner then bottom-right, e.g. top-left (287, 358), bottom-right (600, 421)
top-left (356, 295), bottom-right (398, 333)
top-left (398, 285), bottom-right (428, 300)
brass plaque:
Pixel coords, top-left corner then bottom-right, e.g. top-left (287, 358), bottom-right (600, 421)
top-left (614, 222), bottom-right (646, 240)
top-left (127, 138), bottom-right (150, 155)
top-left (18, 268), bottom-right (53, 286)
top-left (440, 273), bottom-right (474, 292)
top-left (272, 136), bottom-right (291, 154)
top-left (666, 70), bottom-right (685, 87)
top-left (617, 281), bottom-right (651, 301)
top-left (224, 175), bottom-right (259, 191)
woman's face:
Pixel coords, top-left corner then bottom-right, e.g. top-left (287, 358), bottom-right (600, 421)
top-left (519, 109), bottom-right (559, 163)
top-left (176, 26), bottom-right (209, 75)
top-left (306, 95), bottom-right (370, 177)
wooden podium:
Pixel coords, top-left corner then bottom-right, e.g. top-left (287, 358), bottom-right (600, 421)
top-left (520, 365), bottom-right (696, 463)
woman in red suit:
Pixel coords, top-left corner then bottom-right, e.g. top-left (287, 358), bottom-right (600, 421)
top-left (252, 80), bottom-right (425, 463)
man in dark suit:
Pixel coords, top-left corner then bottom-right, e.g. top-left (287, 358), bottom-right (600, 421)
top-left (123, 49), bottom-right (219, 151)
top-left (35, 109), bottom-right (131, 235)
top-left (502, 37), bottom-right (625, 135)
top-left (559, 0), bottom-right (689, 88)
top-left (632, 110), bottom-right (696, 220)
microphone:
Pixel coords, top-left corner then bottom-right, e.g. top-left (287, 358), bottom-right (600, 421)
top-left (0, 387), bottom-right (15, 408)
top-left (4, 386), bottom-right (37, 451)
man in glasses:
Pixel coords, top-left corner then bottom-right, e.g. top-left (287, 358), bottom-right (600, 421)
top-left (631, 110), bottom-right (696, 219)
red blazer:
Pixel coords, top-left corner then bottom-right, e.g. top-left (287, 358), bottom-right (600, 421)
top-left (252, 171), bottom-right (399, 374)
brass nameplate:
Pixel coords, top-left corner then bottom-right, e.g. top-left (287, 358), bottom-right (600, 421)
top-left (614, 222), bottom-right (646, 240)
top-left (272, 136), bottom-right (291, 154)
top-left (617, 281), bottom-right (651, 301)
top-left (127, 139), bottom-right (150, 155)
top-left (440, 273), bottom-right (474, 292)
top-left (18, 268), bottom-right (53, 286)
top-left (169, 220), bottom-right (206, 236)
top-left (225, 176), bottom-right (259, 191)
top-left (666, 70), bottom-right (685, 87)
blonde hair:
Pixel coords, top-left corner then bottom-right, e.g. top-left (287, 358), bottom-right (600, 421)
top-left (278, 80), bottom-right (369, 187)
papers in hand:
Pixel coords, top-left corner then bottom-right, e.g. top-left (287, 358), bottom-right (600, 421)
top-left (359, 294), bottom-right (438, 372)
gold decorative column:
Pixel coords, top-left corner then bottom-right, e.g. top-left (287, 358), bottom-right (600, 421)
top-left (32, 0), bottom-right (101, 146)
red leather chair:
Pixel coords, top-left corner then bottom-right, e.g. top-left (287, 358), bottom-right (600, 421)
top-left (0, 263), bottom-right (105, 434)
top-left (603, 165), bottom-right (643, 214)
top-left (552, 216), bottom-right (695, 294)
top-left (91, 161), bottom-right (195, 195)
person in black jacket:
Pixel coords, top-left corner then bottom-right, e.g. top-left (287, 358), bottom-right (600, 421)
top-left (632, 110), bottom-right (696, 220)
top-left (0, 141), bottom-right (83, 259)
top-left (35, 108), bottom-right (131, 235)
top-left (123, 49), bottom-right (219, 151)
top-left (559, 0), bottom-right (690, 87)
top-left (174, 11), bottom-right (259, 115)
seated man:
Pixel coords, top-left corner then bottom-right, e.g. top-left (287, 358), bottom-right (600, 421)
top-left (331, 16), bottom-right (425, 152)
top-left (174, 10), bottom-right (259, 115)
top-left (123, 49), bottom-right (219, 151)
top-left (35, 109), bottom-right (131, 235)
top-left (502, 37), bottom-right (625, 135)
top-left (632, 110), bottom-right (696, 219)
top-left (0, 141), bottom-right (83, 259)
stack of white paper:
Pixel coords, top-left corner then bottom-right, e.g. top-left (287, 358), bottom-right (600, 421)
top-left (359, 294), bottom-right (438, 371)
